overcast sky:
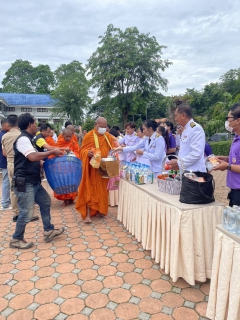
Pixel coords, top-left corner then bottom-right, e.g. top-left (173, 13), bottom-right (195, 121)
top-left (0, 0), bottom-right (239, 96)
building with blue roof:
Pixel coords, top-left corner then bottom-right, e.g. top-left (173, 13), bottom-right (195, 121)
top-left (0, 93), bottom-right (65, 125)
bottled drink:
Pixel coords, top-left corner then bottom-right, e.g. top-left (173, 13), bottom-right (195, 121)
top-left (235, 207), bottom-right (240, 236)
top-left (131, 164), bottom-right (136, 184)
top-left (146, 166), bottom-right (153, 184)
top-left (135, 164), bottom-right (140, 184)
top-left (138, 165), bottom-right (145, 184)
top-left (126, 163), bottom-right (130, 181)
top-left (222, 207), bottom-right (230, 230)
top-left (227, 208), bottom-right (237, 234)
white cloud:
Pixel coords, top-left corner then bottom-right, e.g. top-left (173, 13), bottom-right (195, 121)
top-left (0, 0), bottom-right (240, 95)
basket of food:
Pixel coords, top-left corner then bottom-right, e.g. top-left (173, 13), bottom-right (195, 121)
top-left (43, 154), bottom-right (82, 195)
top-left (157, 155), bottom-right (184, 195)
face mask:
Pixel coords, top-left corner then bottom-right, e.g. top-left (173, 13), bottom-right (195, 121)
top-left (98, 127), bottom-right (107, 135)
top-left (225, 121), bottom-right (233, 133)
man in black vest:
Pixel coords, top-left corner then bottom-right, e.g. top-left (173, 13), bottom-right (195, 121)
top-left (10, 113), bottom-right (65, 249)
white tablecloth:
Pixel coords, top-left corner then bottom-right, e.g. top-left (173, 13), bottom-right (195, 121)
top-left (206, 226), bottom-right (240, 320)
top-left (118, 179), bottom-right (223, 285)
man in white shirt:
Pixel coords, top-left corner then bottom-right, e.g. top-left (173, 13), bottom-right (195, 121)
top-left (10, 113), bottom-right (65, 250)
top-left (169, 103), bottom-right (206, 172)
top-left (118, 122), bottom-right (140, 162)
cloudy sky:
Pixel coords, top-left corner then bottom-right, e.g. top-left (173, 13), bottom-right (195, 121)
top-left (0, 0), bottom-right (239, 96)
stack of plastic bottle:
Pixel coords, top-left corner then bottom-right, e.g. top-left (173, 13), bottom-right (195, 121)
top-left (120, 162), bottom-right (153, 185)
top-left (222, 206), bottom-right (240, 236)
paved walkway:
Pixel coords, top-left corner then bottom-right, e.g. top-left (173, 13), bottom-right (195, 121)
top-left (0, 171), bottom-right (228, 320)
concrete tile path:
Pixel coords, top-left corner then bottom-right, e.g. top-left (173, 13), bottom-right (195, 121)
top-left (0, 171), bottom-right (228, 319)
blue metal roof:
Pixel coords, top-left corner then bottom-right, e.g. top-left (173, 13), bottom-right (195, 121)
top-left (0, 93), bottom-right (56, 106)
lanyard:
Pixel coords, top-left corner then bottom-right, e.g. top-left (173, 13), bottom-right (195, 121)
top-left (93, 132), bottom-right (112, 149)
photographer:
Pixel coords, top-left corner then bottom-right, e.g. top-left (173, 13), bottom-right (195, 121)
top-left (10, 113), bottom-right (65, 249)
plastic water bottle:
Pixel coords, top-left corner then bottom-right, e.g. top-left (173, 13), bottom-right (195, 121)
top-left (125, 162), bottom-right (130, 181)
top-left (235, 207), bottom-right (240, 236)
top-left (222, 207), bottom-right (230, 230)
top-left (135, 164), bottom-right (140, 184)
top-left (227, 208), bottom-right (238, 234)
top-left (131, 164), bottom-right (136, 184)
top-left (138, 165), bottom-right (145, 184)
top-left (146, 165), bottom-right (153, 184)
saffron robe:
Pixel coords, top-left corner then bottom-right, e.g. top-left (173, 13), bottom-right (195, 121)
top-left (75, 129), bottom-right (116, 219)
top-left (54, 134), bottom-right (81, 201)
top-left (45, 136), bottom-right (56, 146)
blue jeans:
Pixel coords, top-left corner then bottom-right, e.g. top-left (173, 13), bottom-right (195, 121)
top-left (1, 168), bottom-right (10, 208)
top-left (12, 183), bottom-right (54, 240)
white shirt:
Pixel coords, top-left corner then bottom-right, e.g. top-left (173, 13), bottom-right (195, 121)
top-left (118, 132), bottom-right (141, 162)
top-left (178, 119), bottom-right (206, 172)
top-left (16, 137), bottom-right (36, 157)
top-left (53, 133), bottom-right (57, 142)
top-left (123, 132), bottom-right (166, 176)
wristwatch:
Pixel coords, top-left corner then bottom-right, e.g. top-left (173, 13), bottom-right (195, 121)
top-left (227, 164), bottom-right (232, 171)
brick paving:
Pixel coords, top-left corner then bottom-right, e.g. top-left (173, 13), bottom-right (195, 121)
top-left (0, 171), bottom-right (228, 319)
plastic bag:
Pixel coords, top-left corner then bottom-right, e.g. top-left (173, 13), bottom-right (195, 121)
top-left (180, 171), bottom-right (215, 204)
top-left (205, 154), bottom-right (220, 171)
top-left (90, 148), bottom-right (101, 168)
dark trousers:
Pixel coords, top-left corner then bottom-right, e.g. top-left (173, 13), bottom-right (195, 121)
top-left (12, 183), bottom-right (54, 240)
top-left (228, 189), bottom-right (240, 207)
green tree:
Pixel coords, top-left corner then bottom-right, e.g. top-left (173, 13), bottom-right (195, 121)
top-left (220, 68), bottom-right (240, 98)
top-left (32, 64), bottom-right (54, 93)
top-left (82, 117), bottom-right (95, 132)
top-left (51, 61), bottom-right (90, 124)
top-left (2, 59), bottom-right (54, 94)
top-left (2, 59), bottom-right (34, 93)
top-left (87, 24), bottom-right (172, 126)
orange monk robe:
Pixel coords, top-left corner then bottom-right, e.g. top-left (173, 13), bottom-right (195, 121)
top-left (56, 134), bottom-right (80, 157)
top-left (54, 134), bottom-right (81, 201)
top-left (45, 136), bottom-right (56, 146)
top-left (75, 129), bottom-right (117, 219)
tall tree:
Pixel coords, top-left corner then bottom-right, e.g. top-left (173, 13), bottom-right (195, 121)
top-left (220, 68), bottom-right (240, 98)
top-left (51, 61), bottom-right (90, 124)
top-left (2, 59), bottom-right (54, 94)
top-left (2, 59), bottom-right (34, 93)
top-left (32, 64), bottom-right (54, 94)
top-left (87, 24), bottom-right (172, 126)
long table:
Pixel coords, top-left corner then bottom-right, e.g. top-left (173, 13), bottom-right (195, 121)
top-left (118, 179), bottom-right (224, 285)
top-left (206, 225), bottom-right (240, 320)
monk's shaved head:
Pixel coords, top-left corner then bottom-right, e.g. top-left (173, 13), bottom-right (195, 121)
top-left (66, 125), bottom-right (75, 133)
top-left (63, 128), bottom-right (73, 142)
top-left (96, 117), bottom-right (107, 127)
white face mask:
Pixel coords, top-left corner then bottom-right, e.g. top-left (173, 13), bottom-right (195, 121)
top-left (98, 127), bottom-right (107, 135)
top-left (225, 121), bottom-right (233, 133)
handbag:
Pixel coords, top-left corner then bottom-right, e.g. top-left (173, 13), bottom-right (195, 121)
top-left (157, 155), bottom-right (183, 195)
top-left (179, 171), bottom-right (215, 204)
top-left (90, 132), bottom-right (112, 169)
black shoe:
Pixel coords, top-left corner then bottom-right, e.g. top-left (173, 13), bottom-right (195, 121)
top-left (13, 216), bottom-right (18, 222)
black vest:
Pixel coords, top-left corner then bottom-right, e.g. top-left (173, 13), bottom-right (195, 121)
top-left (34, 133), bottom-right (45, 152)
top-left (14, 131), bottom-right (41, 184)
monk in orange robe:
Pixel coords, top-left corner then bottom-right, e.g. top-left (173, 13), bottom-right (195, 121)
top-left (54, 129), bottom-right (81, 205)
top-left (66, 125), bottom-right (79, 143)
top-left (75, 117), bottom-right (116, 223)
top-left (45, 130), bottom-right (56, 146)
